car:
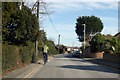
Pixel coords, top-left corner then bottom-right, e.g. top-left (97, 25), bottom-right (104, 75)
top-left (72, 51), bottom-right (82, 57)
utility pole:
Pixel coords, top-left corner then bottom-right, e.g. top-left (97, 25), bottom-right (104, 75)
top-left (58, 34), bottom-right (60, 53)
top-left (37, 0), bottom-right (40, 23)
top-left (35, 0), bottom-right (39, 58)
top-left (36, 40), bottom-right (38, 57)
top-left (72, 42), bottom-right (74, 51)
top-left (31, 0), bottom-right (48, 61)
top-left (82, 24), bottom-right (86, 58)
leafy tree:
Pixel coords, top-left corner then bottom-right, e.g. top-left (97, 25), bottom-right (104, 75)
top-left (2, 2), bottom-right (20, 44)
top-left (2, 2), bottom-right (20, 27)
top-left (105, 38), bottom-right (120, 55)
top-left (75, 16), bottom-right (103, 42)
top-left (47, 40), bottom-right (58, 55)
top-left (89, 34), bottom-right (106, 52)
top-left (2, 2), bottom-right (39, 45)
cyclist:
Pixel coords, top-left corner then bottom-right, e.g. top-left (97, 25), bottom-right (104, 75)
top-left (43, 44), bottom-right (49, 62)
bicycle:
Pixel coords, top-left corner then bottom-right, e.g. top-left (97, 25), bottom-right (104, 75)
top-left (43, 54), bottom-right (47, 65)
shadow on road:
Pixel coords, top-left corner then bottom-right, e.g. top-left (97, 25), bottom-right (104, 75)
top-left (54, 54), bottom-right (82, 59)
top-left (70, 59), bottom-right (87, 62)
top-left (59, 65), bottom-right (119, 74)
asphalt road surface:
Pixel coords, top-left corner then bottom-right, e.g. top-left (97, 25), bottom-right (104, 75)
top-left (30, 54), bottom-right (119, 78)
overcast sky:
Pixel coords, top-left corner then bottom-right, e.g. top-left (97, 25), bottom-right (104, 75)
top-left (25, 0), bottom-right (119, 47)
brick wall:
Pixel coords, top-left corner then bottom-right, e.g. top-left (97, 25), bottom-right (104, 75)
top-left (103, 53), bottom-right (120, 64)
top-left (91, 52), bottom-right (104, 58)
top-left (84, 47), bottom-right (104, 58)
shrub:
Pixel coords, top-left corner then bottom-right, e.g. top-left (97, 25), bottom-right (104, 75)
top-left (105, 38), bottom-right (120, 55)
top-left (2, 42), bottom-right (36, 72)
top-left (20, 41), bottom-right (35, 63)
top-left (2, 44), bottom-right (19, 72)
top-left (89, 34), bottom-right (106, 53)
top-left (47, 40), bottom-right (58, 55)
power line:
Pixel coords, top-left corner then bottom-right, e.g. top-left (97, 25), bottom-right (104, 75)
top-left (42, 2), bottom-right (60, 35)
top-left (42, 1), bottom-right (80, 47)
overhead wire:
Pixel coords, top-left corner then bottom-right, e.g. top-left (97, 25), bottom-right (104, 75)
top-left (42, 2), bottom-right (60, 35)
top-left (42, 1), bottom-right (80, 47)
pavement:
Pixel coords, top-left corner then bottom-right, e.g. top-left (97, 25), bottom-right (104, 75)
top-left (83, 58), bottom-right (120, 71)
top-left (2, 54), bottom-right (59, 78)
top-left (2, 54), bottom-right (120, 79)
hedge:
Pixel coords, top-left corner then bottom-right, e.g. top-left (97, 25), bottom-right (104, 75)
top-left (2, 40), bottom-right (58, 72)
top-left (2, 44), bottom-right (19, 72)
top-left (2, 42), bottom-right (36, 72)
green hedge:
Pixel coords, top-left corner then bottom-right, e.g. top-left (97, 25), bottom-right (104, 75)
top-left (2, 44), bottom-right (19, 72)
top-left (105, 38), bottom-right (120, 55)
top-left (2, 42), bottom-right (36, 72)
top-left (90, 34), bottom-right (120, 55)
top-left (47, 40), bottom-right (58, 55)
top-left (2, 40), bottom-right (58, 72)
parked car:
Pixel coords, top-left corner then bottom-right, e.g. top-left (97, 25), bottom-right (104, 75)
top-left (68, 51), bottom-right (73, 54)
top-left (72, 51), bottom-right (82, 57)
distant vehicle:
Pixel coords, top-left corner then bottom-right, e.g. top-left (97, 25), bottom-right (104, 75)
top-left (72, 51), bottom-right (82, 57)
top-left (68, 51), bottom-right (73, 54)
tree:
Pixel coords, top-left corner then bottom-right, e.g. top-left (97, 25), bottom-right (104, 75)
top-left (2, 2), bottom-right (20, 44)
top-left (105, 37), bottom-right (120, 55)
top-left (2, 2), bottom-right (39, 45)
top-left (47, 40), bottom-right (58, 55)
top-left (89, 34), bottom-right (106, 52)
top-left (75, 16), bottom-right (103, 42)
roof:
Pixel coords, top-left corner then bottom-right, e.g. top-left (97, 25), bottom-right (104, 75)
top-left (114, 32), bottom-right (120, 39)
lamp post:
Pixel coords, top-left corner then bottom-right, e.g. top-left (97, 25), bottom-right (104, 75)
top-left (58, 34), bottom-right (60, 54)
top-left (82, 24), bottom-right (86, 58)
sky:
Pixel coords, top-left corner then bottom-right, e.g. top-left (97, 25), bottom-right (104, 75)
top-left (25, 1), bottom-right (119, 47)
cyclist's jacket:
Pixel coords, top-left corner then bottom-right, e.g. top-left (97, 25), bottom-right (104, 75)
top-left (43, 45), bottom-right (49, 53)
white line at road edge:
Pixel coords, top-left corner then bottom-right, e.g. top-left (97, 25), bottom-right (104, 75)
top-left (24, 56), bottom-right (54, 78)
top-left (24, 65), bottom-right (43, 78)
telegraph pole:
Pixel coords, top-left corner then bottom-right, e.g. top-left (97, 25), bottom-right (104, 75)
top-left (83, 24), bottom-right (86, 58)
top-left (31, 0), bottom-right (48, 62)
top-left (72, 42), bottom-right (74, 51)
top-left (58, 34), bottom-right (60, 53)
top-left (35, 0), bottom-right (39, 58)
top-left (36, 40), bottom-right (38, 57)
top-left (37, 0), bottom-right (40, 23)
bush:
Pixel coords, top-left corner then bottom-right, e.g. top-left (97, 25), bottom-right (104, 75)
top-left (47, 40), bottom-right (58, 55)
top-left (2, 42), bottom-right (36, 72)
top-left (90, 34), bottom-right (106, 52)
top-left (2, 44), bottom-right (19, 72)
top-left (90, 34), bottom-right (120, 55)
top-left (105, 38), bottom-right (120, 55)
top-left (20, 41), bottom-right (35, 63)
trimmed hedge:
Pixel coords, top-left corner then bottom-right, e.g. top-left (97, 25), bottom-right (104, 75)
top-left (2, 42), bottom-right (36, 72)
top-left (47, 40), bottom-right (58, 55)
top-left (2, 44), bottom-right (19, 72)
top-left (2, 40), bottom-right (58, 72)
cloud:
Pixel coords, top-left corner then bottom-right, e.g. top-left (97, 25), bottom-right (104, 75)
top-left (24, 1), bottom-right (118, 14)
top-left (44, 23), bottom-right (79, 45)
top-left (49, 2), bottom-right (83, 13)
top-left (47, 2), bottom-right (118, 14)
top-left (54, 24), bottom-right (75, 31)
top-left (4, 0), bottom-right (117, 2)
top-left (101, 26), bottom-right (118, 35)
top-left (87, 2), bottom-right (118, 10)
top-left (101, 17), bottom-right (117, 22)
top-left (44, 0), bottom-right (119, 2)
top-left (87, 3), bottom-right (106, 9)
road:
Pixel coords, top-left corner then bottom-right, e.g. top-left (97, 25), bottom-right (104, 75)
top-left (30, 54), bottom-right (119, 78)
